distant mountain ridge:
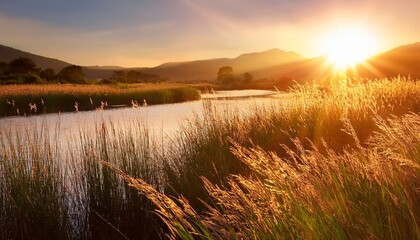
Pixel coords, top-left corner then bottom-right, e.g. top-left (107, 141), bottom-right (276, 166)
top-left (0, 44), bottom-right (70, 72)
top-left (138, 49), bottom-right (305, 81)
top-left (0, 44), bottom-right (120, 79)
top-left (354, 42), bottom-right (420, 79)
top-left (2, 42), bottom-right (420, 82)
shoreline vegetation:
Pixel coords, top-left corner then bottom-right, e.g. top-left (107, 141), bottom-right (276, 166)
top-left (0, 83), bottom-right (201, 117)
top-left (0, 77), bottom-right (419, 239)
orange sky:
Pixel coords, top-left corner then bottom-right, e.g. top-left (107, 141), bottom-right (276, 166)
top-left (1, 0), bottom-right (419, 67)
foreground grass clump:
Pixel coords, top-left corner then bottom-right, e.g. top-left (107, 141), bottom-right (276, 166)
top-left (0, 120), bottom-right (165, 239)
top-left (117, 77), bottom-right (420, 239)
top-left (162, 77), bottom-right (420, 208)
top-left (0, 126), bottom-right (70, 239)
top-left (124, 113), bottom-right (420, 239)
top-left (70, 121), bottom-right (165, 239)
top-left (0, 83), bottom-right (200, 116)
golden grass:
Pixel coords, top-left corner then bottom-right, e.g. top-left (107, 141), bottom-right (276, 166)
top-left (0, 83), bottom-right (201, 115)
top-left (1, 77), bottom-right (420, 239)
top-left (0, 83), bottom-right (192, 97)
top-left (122, 114), bottom-right (420, 239)
top-left (110, 77), bottom-right (420, 239)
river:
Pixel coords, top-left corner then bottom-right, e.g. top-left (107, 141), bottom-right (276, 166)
top-left (0, 90), bottom-right (281, 144)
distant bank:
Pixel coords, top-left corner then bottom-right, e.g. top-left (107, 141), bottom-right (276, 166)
top-left (0, 83), bottom-right (200, 117)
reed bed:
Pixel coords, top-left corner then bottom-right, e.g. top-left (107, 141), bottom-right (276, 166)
top-left (0, 77), bottom-right (419, 239)
top-left (0, 83), bottom-right (200, 116)
top-left (68, 120), bottom-right (165, 239)
top-left (0, 124), bottom-right (70, 239)
top-left (119, 77), bottom-right (420, 239)
top-left (124, 113), bottom-right (420, 239)
top-left (0, 83), bottom-right (192, 96)
top-left (162, 77), bottom-right (420, 208)
top-left (0, 119), bottom-right (165, 239)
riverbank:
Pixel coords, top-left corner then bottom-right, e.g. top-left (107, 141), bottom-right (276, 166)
top-left (0, 83), bottom-right (201, 116)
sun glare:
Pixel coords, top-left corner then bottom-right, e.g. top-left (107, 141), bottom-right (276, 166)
top-left (321, 26), bottom-right (377, 69)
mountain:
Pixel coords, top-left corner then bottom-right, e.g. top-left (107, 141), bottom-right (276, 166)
top-left (0, 44), bottom-right (120, 79)
top-left (1, 44), bottom-right (306, 81)
top-left (252, 56), bottom-right (335, 83)
top-left (138, 49), bottom-right (305, 81)
top-left (0, 44), bottom-right (71, 72)
top-left (3, 42), bottom-right (420, 83)
top-left (258, 42), bottom-right (420, 83)
top-left (353, 42), bottom-right (420, 79)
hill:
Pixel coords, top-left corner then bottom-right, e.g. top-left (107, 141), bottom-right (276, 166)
top-left (258, 42), bottom-right (420, 84)
top-left (353, 42), bottom-right (420, 79)
top-left (138, 49), bottom-right (305, 82)
top-left (2, 42), bottom-right (420, 83)
top-left (0, 44), bottom-right (120, 79)
top-left (251, 56), bottom-right (335, 84)
top-left (0, 44), bottom-right (71, 72)
top-left (1, 44), bottom-right (306, 81)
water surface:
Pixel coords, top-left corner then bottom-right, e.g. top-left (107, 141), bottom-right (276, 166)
top-left (0, 90), bottom-right (281, 145)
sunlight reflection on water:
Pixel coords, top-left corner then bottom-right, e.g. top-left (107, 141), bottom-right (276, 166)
top-left (0, 90), bottom-right (282, 146)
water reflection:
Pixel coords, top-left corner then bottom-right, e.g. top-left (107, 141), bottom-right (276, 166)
top-left (0, 90), bottom-right (280, 146)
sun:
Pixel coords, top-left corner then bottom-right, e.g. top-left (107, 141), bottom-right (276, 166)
top-left (321, 26), bottom-right (377, 69)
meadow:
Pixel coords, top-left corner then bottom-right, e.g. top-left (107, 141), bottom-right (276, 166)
top-left (0, 83), bottom-right (200, 116)
top-left (0, 77), bottom-right (419, 239)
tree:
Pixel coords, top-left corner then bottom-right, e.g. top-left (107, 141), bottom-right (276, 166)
top-left (217, 66), bottom-right (234, 83)
top-left (58, 65), bottom-right (86, 84)
top-left (111, 70), bottom-right (127, 83)
top-left (40, 68), bottom-right (56, 82)
top-left (112, 70), bottom-right (161, 83)
top-left (0, 62), bottom-right (8, 75)
top-left (243, 72), bottom-right (253, 84)
top-left (9, 57), bottom-right (37, 74)
top-left (19, 73), bottom-right (43, 84)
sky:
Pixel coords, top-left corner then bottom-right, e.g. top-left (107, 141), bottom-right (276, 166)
top-left (1, 0), bottom-right (419, 67)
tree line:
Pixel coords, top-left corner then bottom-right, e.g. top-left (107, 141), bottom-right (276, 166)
top-left (0, 58), bottom-right (86, 84)
top-left (217, 66), bottom-right (254, 84)
top-left (0, 57), bottom-right (168, 85)
top-left (0, 57), bottom-right (86, 84)
top-left (216, 65), bottom-right (295, 90)
top-left (0, 57), bottom-right (294, 89)
top-left (108, 70), bottom-right (167, 84)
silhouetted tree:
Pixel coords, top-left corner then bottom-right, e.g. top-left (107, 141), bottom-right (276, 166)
top-left (111, 70), bottom-right (161, 83)
top-left (0, 62), bottom-right (8, 75)
top-left (243, 72), bottom-right (253, 84)
top-left (58, 65), bottom-right (86, 84)
top-left (20, 73), bottom-right (42, 84)
top-left (40, 68), bottom-right (56, 82)
top-left (217, 66), bottom-right (234, 83)
top-left (9, 57), bottom-right (38, 74)
top-left (111, 70), bottom-right (127, 83)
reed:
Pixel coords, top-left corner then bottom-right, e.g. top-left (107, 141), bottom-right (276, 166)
top-left (0, 118), bottom-right (166, 239)
top-left (0, 83), bottom-right (200, 116)
top-left (119, 77), bottom-right (420, 239)
top-left (1, 77), bottom-right (419, 239)
top-left (147, 113), bottom-right (419, 239)
top-left (0, 124), bottom-right (70, 239)
top-left (67, 119), bottom-right (166, 239)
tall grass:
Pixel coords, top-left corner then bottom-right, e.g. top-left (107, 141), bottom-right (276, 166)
top-left (0, 77), bottom-right (419, 239)
top-left (115, 77), bottom-right (420, 239)
top-left (72, 121), bottom-right (165, 239)
top-left (0, 119), bottom-right (165, 239)
top-left (0, 124), bottom-right (70, 239)
top-left (124, 114), bottom-right (420, 239)
top-left (0, 83), bottom-right (200, 116)
top-left (162, 77), bottom-right (420, 207)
